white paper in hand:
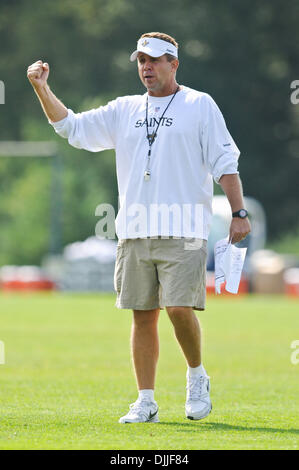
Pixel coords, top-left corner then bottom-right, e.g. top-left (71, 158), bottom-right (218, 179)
top-left (214, 238), bottom-right (247, 294)
top-left (214, 238), bottom-right (228, 294)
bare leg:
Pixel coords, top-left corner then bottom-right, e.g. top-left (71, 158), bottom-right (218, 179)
top-left (166, 306), bottom-right (201, 367)
top-left (131, 308), bottom-right (160, 390)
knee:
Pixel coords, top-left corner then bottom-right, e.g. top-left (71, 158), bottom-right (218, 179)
top-left (166, 306), bottom-right (193, 318)
top-left (133, 309), bottom-right (160, 328)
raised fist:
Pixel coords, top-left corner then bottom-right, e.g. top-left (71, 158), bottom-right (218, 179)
top-left (27, 60), bottom-right (49, 89)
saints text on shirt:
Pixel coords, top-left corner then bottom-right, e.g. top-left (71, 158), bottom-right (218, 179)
top-left (135, 117), bottom-right (173, 128)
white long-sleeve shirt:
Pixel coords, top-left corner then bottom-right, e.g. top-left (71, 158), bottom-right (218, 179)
top-left (50, 85), bottom-right (240, 239)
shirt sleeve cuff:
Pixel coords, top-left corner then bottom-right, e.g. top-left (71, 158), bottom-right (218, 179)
top-left (49, 109), bottom-right (75, 138)
top-left (213, 160), bottom-right (239, 184)
top-left (48, 109), bottom-right (72, 128)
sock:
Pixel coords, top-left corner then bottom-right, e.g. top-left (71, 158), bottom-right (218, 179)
top-left (138, 389), bottom-right (155, 402)
top-left (188, 364), bottom-right (207, 377)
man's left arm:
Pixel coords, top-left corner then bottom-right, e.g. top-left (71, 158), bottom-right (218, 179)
top-left (219, 173), bottom-right (251, 244)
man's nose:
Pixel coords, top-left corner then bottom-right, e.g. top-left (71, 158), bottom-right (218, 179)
top-left (144, 61), bottom-right (152, 70)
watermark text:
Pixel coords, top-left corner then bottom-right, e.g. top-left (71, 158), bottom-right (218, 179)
top-left (290, 340), bottom-right (299, 365)
top-left (95, 201), bottom-right (204, 243)
top-left (0, 81), bottom-right (5, 104)
top-left (290, 80), bottom-right (299, 104)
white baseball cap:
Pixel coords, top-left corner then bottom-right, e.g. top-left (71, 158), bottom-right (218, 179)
top-left (130, 37), bottom-right (178, 62)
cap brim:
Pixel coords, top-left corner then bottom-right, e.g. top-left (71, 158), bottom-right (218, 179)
top-left (130, 47), bottom-right (164, 62)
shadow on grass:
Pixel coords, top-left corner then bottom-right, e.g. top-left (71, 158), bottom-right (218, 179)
top-left (158, 421), bottom-right (299, 435)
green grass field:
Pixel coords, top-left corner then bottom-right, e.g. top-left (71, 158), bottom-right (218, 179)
top-left (0, 292), bottom-right (298, 450)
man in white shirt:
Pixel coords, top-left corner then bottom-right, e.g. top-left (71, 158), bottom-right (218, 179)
top-left (27, 32), bottom-right (251, 424)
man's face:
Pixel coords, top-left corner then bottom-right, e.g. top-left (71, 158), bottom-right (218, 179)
top-left (137, 53), bottom-right (178, 94)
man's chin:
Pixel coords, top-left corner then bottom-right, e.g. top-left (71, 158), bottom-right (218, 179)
top-left (144, 82), bottom-right (160, 93)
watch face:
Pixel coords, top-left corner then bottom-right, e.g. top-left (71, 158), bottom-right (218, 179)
top-left (239, 209), bottom-right (247, 218)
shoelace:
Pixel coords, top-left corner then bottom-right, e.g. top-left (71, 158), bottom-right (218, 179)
top-left (187, 375), bottom-right (210, 402)
top-left (128, 400), bottom-right (154, 419)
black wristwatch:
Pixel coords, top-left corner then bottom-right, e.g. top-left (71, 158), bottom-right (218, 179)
top-left (232, 209), bottom-right (248, 219)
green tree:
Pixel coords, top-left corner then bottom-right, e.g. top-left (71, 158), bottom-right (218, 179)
top-left (0, 0), bottom-right (298, 264)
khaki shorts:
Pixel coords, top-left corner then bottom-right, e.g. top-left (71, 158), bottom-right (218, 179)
top-left (114, 237), bottom-right (207, 311)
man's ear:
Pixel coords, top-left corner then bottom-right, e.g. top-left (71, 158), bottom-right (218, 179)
top-left (172, 59), bottom-right (179, 73)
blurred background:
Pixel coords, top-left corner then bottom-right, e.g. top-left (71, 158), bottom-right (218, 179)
top-left (0, 0), bottom-right (299, 296)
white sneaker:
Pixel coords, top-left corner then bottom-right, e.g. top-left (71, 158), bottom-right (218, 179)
top-left (185, 372), bottom-right (212, 420)
top-left (119, 399), bottom-right (159, 423)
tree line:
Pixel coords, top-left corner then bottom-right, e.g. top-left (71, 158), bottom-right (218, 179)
top-left (0, 0), bottom-right (298, 264)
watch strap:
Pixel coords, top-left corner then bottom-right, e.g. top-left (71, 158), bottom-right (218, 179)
top-left (232, 209), bottom-right (248, 218)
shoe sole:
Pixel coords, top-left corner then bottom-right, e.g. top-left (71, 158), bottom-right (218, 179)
top-left (186, 404), bottom-right (212, 421)
top-left (119, 414), bottom-right (160, 424)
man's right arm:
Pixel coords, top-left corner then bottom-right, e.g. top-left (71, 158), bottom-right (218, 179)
top-left (27, 60), bottom-right (68, 122)
top-left (27, 60), bottom-right (117, 152)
